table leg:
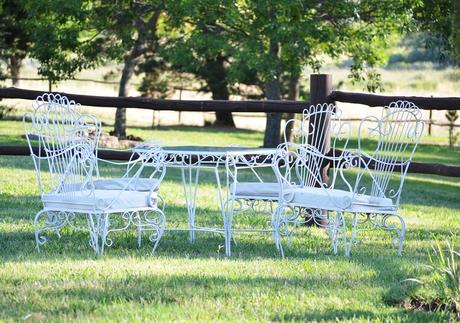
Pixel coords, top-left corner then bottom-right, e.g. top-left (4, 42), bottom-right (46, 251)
top-left (181, 166), bottom-right (200, 243)
top-left (213, 167), bottom-right (230, 256)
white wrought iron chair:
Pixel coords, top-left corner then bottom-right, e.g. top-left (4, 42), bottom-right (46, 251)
top-left (272, 101), bottom-right (424, 257)
top-left (225, 103), bottom-right (348, 256)
top-left (23, 93), bottom-right (167, 255)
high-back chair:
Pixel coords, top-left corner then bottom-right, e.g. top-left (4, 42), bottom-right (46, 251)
top-left (23, 93), bottom-right (166, 255)
top-left (346, 100), bottom-right (424, 255)
top-left (271, 103), bottom-right (351, 256)
top-left (273, 101), bottom-right (423, 256)
top-left (225, 103), bottom-right (349, 257)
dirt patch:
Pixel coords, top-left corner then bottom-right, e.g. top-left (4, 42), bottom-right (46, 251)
top-left (99, 132), bottom-right (142, 149)
top-left (402, 297), bottom-right (459, 315)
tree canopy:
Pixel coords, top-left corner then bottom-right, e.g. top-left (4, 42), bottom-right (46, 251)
top-left (0, 0), bottom-right (30, 85)
top-left (2, 0), bottom-right (459, 144)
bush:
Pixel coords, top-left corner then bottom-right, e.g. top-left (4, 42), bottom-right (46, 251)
top-left (428, 238), bottom-right (460, 313)
top-left (404, 238), bottom-right (460, 315)
top-left (0, 105), bottom-right (13, 120)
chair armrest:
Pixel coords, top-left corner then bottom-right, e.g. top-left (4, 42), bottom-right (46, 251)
top-left (96, 146), bottom-right (166, 184)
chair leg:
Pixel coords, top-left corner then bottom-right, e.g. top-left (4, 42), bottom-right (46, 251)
top-left (86, 213), bottom-right (101, 255)
top-left (345, 213), bottom-right (358, 257)
top-left (382, 213), bottom-right (406, 256)
top-left (158, 194), bottom-right (166, 213)
top-left (99, 213), bottom-right (109, 256)
top-left (224, 202), bottom-right (233, 257)
top-left (327, 211), bottom-right (345, 256)
top-left (396, 214), bottom-right (406, 256)
top-left (272, 205), bottom-right (285, 258)
top-left (33, 209), bottom-right (48, 252)
top-left (149, 209), bottom-right (166, 254)
top-left (136, 211), bottom-right (142, 248)
top-left (34, 210), bottom-right (71, 252)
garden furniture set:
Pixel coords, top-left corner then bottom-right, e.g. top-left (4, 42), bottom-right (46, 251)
top-left (23, 93), bottom-right (424, 257)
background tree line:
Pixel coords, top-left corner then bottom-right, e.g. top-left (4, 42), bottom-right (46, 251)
top-left (0, 0), bottom-right (459, 147)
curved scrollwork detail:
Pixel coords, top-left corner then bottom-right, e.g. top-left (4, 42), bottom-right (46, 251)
top-left (26, 94), bottom-right (167, 255)
top-left (137, 209), bottom-right (166, 253)
top-left (356, 101), bottom-right (424, 207)
top-left (344, 212), bottom-right (406, 256)
top-left (33, 210), bottom-right (81, 250)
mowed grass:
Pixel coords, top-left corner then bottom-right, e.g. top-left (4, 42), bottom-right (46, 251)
top-left (0, 121), bottom-right (460, 321)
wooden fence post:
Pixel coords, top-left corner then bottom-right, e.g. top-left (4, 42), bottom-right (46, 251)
top-left (310, 74), bottom-right (333, 180)
top-left (310, 74), bottom-right (332, 105)
top-left (308, 74), bottom-right (333, 226)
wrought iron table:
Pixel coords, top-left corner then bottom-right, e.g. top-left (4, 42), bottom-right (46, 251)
top-left (134, 145), bottom-right (277, 255)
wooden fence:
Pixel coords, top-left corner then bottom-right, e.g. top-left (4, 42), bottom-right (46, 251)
top-left (0, 74), bottom-right (459, 177)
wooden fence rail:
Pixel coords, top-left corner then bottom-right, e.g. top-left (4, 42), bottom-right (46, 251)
top-left (3, 87), bottom-right (460, 112)
top-left (329, 91), bottom-right (460, 110)
top-left (0, 87), bottom-right (309, 113)
top-left (1, 73), bottom-right (459, 178)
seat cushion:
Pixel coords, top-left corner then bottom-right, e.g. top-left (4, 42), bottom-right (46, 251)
top-left (93, 178), bottom-right (160, 191)
top-left (231, 182), bottom-right (297, 199)
top-left (289, 186), bottom-right (395, 213)
top-left (231, 182), bottom-right (395, 213)
top-left (43, 189), bottom-right (157, 212)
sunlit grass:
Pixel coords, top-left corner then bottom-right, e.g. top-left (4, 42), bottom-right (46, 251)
top-left (0, 124), bottom-right (459, 320)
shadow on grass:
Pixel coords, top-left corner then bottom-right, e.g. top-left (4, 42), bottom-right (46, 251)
top-left (1, 189), bottom-right (459, 265)
top-left (1, 204), bottom-right (457, 320)
top-left (271, 308), bottom-right (446, 321)
top-left (0, 248), bottom-right (451, 321)
top-left (2, 215), bottom-right (457, 263)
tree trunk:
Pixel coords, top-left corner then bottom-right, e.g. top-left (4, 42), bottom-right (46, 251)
top-left (204, 56), bottom-right (235, 127)
top-left (263, 79), bottom-right (282, 147)
top-left (8, 54), bottom-right (22, 86)
top-left (113, 12), bottom-right (160, 137)
top-left (113, 55), bottom-right (136, 138)
top-left (284, 73), bottom-right (300, 142)
top-left (263, 41), bottom-right (282, 148)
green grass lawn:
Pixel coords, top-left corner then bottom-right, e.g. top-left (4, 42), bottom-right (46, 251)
top-left (1, 121), bottom-right (460, 321)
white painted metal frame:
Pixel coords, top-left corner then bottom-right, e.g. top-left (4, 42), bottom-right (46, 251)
top-left (224, 149), bottom-right (278, 256)
top-left (272, 101), bottom-right (424, 257)
top-left (343, 101), bottom-right (424, 255)
top-left (23, 93), bottom-right (167, 255)
top-left (134, 145), bottom-right (277, 256)
top-left (226, 103), bottom-right (350, 257)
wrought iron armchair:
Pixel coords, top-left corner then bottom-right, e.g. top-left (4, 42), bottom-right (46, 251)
top-left (225, 103), bottom-right (348, 256)
top-left (23, 93), bottom-right (167, 255)
top-left (272, 101), bottom-right (424, 256)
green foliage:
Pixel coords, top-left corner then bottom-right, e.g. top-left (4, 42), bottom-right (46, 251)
top-left (0, 0), bottom-right (30, 80)
top-left (138, 69), bottom-right (177, 99)
top-left (414, 0), bottom-right (460, 65)
top-left (25, 0), bottom-right (163, 82)
top-left (349, 68), bottom-right (384, 93)
top-left (25, 0), bottom-right (103, 81)
top-left (0, 105), bottom-right (12, 119)
top-left (388, 33), bottom-right (454, 66)
top-left (403, 237), bottom-right (460, 315)
top-left (427, 238), bottom-right (460, 313)
top-left (162, 0), bottom-right (421, 96)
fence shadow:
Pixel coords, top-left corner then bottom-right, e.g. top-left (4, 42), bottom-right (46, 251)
top-left (0, 247), bottom-right (448, 321)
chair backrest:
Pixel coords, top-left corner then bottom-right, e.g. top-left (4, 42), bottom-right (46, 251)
top-left (282, 103), bottom-right (351, 188)
top-left (356, 101), bottom-right (424, 205)
top-left (23, 93), bottom-right (101, 197)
